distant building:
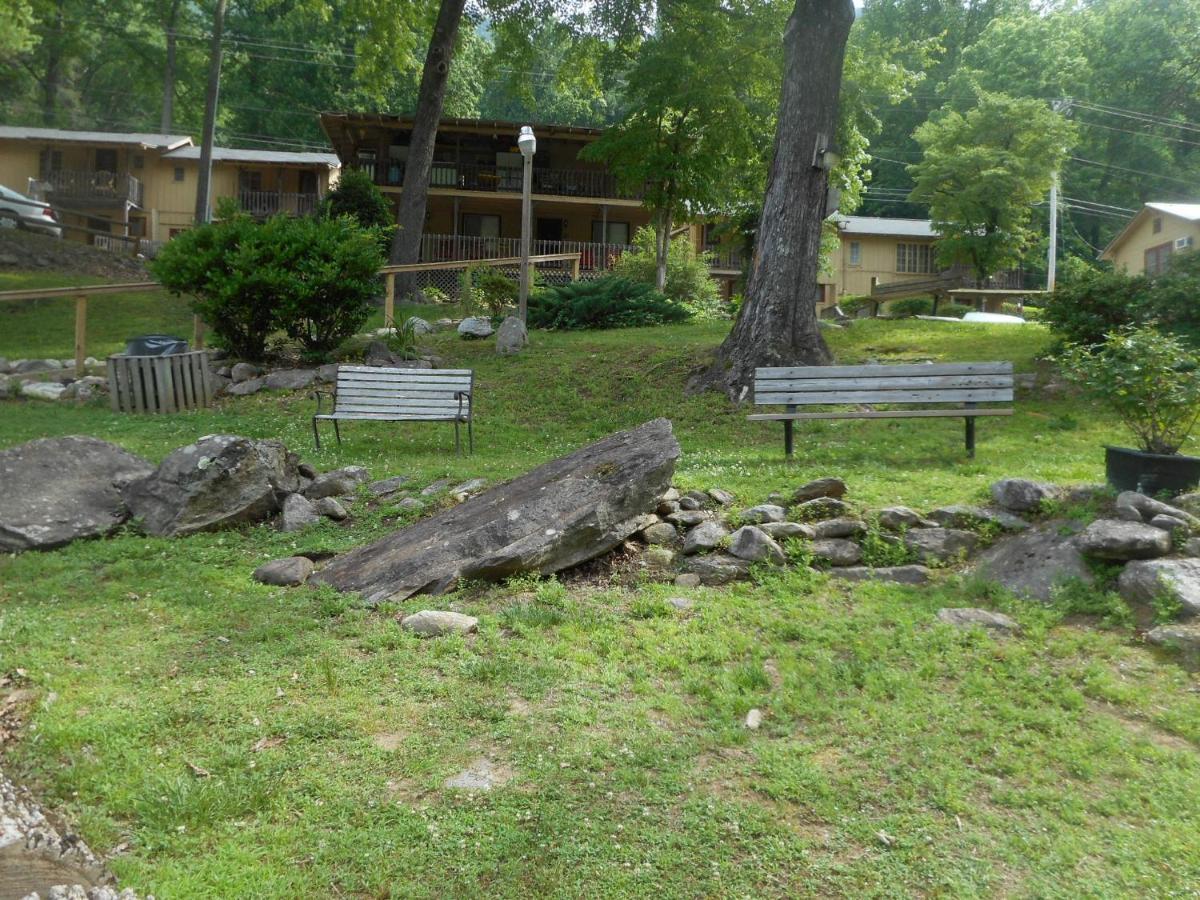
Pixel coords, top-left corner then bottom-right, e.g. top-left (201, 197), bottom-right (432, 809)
top-left (820, 215), bottom-right (939, 306)
top-left (1100, 202), bottom-right (1200, 275)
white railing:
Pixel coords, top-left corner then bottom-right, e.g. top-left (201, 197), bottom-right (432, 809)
top-left (418, 234), bottom-right (633, 271)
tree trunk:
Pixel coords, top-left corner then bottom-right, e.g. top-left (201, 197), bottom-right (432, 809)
top-left (41, 0), bottom-right (66, 125)
top-left (193, 0), bottom-right (226, 224)
top-left (160, 0), bottom-right (181, 133)
top-left (388, 0), bottom-right (468, 299)
top-left (691, 0), bottom-right (855, 401)
top-left (655, 207), bottom-right (672, 292)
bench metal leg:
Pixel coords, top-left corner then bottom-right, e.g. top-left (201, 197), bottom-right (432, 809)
top-left (784, 419), bottom-right (795, 461)
top-left (333, 420), bottom-right (341, 447)
top-left (312, 417), bottom-right (321, 450)
top-left (454, 419), bottom-right (461, 456)
top-left (965, 417), bottom-right (976, 458)
top-left (467, 416), bottom-right (474, 455)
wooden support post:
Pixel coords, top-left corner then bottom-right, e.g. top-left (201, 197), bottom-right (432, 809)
top-left (385, 272), bottom-right (395, 325)
top-left (784, 403), bottom-right (797, 461)
top-left (192, 314), bottom-right (206, 350)
top-left (74, 294), bottom-right (87, 376)
top-left (571, 255), bottom-right (581, 281)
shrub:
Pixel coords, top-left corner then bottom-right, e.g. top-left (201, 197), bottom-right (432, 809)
top-left (887, 297), bottom-right (933, 317)
top-left (528, 275), bottom-right (691, 330)
top-left (838, 295), bottom-right (875, 315)
top-left (152, 212), bottom-right (383, 361)
top-left (472, 269), bottom-right (518, 318)
top-left (940, 302), bottom-right (975, 318)
top-left (323, 168), bottom-right (393, 230)
top-left (1060, 324), bottom-right (1200, 455)
top-left (611, 226), bottom-right (722, 310)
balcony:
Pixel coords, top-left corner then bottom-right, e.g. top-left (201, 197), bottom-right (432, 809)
top-left (37, 170), bottom-right (143, 207)
top-left (377, 162), bottom-right (642, 202)
top-left (419, 234), bottom-right (633, 271)
top-left (238, 190), bottom-right (322, 218)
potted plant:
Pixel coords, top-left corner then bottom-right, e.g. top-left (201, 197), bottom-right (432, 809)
top-left (1061, 324), bottom-right (1200, 494)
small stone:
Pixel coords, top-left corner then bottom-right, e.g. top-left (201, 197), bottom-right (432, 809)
top-left (298, 462), bottom-right (319, 479)
top-left (904, 527), bottom-right (978, 564)
top-left (678, 496), bottom-right (702, 511)
top-left (813, 517), bottom-right (866, 539)
top-left (674, 573), bottom-right (702, 588)
top-left (727, 525), bottom-right (785, 564)
top-left (811, 538), bottom-right (863, 567)
top-left (1146, 623), bottom-right (1200, 652)
top-left (758, 521), bottom-right (816, 541)
top-left (926, 505), bottom-right (1028, 531)
top-left (936, 607), bottom-right (1020, 634)
top-left (1149, 513), bottom-right (1189, 534)
top-left (316, 363), bottom-right (340, 383)
top-left (1076, 519), bottom-right (1172, 561)
top-left (264, 368), bottom-right (317, 391)
top-left (420, 478), bottom-right (452, 496)
top-left (314, 497), bottom-right (349, 521)
top-left (829, 565), bottom-right (930, 584)
top-left (708, 488), bottom-right (736, 506)
top-left (1115, 491), bottom-right (1200, 528)
top-left (667, 509), bottom-right (709, 528)
top-left (227, 376), bottom-right (264, 396)
top-left (990, 478), bottom-right (1060, 513)
top-left (406, 316), bottom-right (434, 335)
top-left (682, 520), bottom-right (729, 555)
top-left (682, 553), bottom-right (753, 585)
top-left (396, 497), bottom-right (424, 511)
top-left (20, 381), bottom-right (67, 401)
top-left (878, 506), bottom-right (935, 530)
top-left (791, 477), bottom-right (847, 504)
top-left (279, 493), bottom-right (319, 532)
top-left (744, 708), bottom-right (763, 730)
top-left (13, 357), bottom-right (63, 374)
top-left (230, 362), bottom-right (259, 383)
top-left (668, 596), bottom-right (694, 611)
top-left (401, 610), bottom-right (479, 637)
top-left (642, 545), bottom-right (677, 571)
top-left (305, 465), bottom-right (370, 500)
top-left (792, 497), bottom-right (852, 521)
top-left (495, 315), bottom-right (528, 354)
top-left (451, 477), bottom-right (487, 495)
top-left (368, 475), bottom-right (410, 497)
top-left (458, 316), bottom-right (495, 339)
top-left (660, 488), bottom-right (681, 502)
top-left (656, 499), bottom-right (680, 516)
top-left (741, 504), bottom-right (787, 525)
top-left (253, 556), bottom-right (315, 586)
top-left (641, 521), bottom-right (680, 545)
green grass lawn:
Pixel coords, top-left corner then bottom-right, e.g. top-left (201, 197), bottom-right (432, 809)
top-left (3, 273), bottom-right (1200, 897)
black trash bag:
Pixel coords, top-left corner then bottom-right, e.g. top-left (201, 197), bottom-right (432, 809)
top-left (125, 334), bottom-right (188, 356)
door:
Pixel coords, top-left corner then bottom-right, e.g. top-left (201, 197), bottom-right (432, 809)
top-left (94, 148), bottom-right (118, 173)
top-left (536, 217), bottom-right (564, 242)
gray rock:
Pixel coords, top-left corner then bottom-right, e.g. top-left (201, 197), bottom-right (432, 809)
top-left (811, 538), bottom-right (863, 567)
top-left (1150, 514), bottom-right (1189, 534)
top-left (316, 363), bottom-right (340, 383)
top-left (728, 525), bottom-right (785, 564)
top-left (990, 478), bottom-right (1060, 512)
top-left (279, 492), bottom-right (319, 532)
top-left (791, 477), bottom-right (846, 504)
top-left (641, 521), bottom-right (679, 545)
top-left (927, 505), bottom-right (1028, 531)
top-left (0, 436), bottom-right (153, 552)
top-left (420, 478), bottom-right (452, 496)
top-left (660, 488), bottom-right (681, 502)
top-left (668, 596), bottom-right (694, 611)
top-left (678, 496), bottom-right (702, 511)
top-left (451, 478), bottom-right (488, 496)
top-left (13, 358), bottom-right (63, 374)
top-left (230, 362), bottom-right (259, 383)
top-left (311, 419), bottom-right (680, 604)
top-left (642, 545), bottom-right (677, 571)
top-left (1115, 491), bottom-right (1200, 528)
top-left (298, 462), bottom-right (319, 479)
top-left (759, 521), bottom-right (816, 541)
top-left (264, 368), bottom-right (316, 391)
top-left (406, 316), bottom-right (434, 335)
top-left (674, 573), bottom-right (702, 588)
top-left (458, 316), bottom-right (495, 339)
top-left (878, 506), bottom-right (936, 530)
top-left (401, 610), bottom-right (480, 637)
top-left (666, 509), bottom-right (709, 527)
top-left (443, 757), bottom-right (510, 791)
top-left (121, 435), bottom-right (300, 537)
top-left (314, 496), bottom-right (349, 521)
top-left (1076, 519), bottom-right (1171, 561)
top-left (1118, 558), bottom-right (1200, 617)
top-left (227, 376), bottom-right (264, 396)
top-left (368, 475), bottom-right (410, 497)
top-left (20, 381), bottom-right (67, 401)
top-left (253, 556), bottom-right (315, 586)
top-left (904, 527), bottom-right (978, 564)
top-left (682, 520), bottom-right (729, 555)
top-left (656, 499), bottom-right (680, 516)
top-left (395, 497), bottom-right (424, 511)
top-left (304, 465), bottom-right (370, 500)
top-left (936, 607), bottom-right (1020, 634)
top-left (972, 521), bottom-right (1094, 602)
top-left (207, 373), bottom-right (231, 396)
top-left (708, 488), bottom-right (736, 506)
top-left (813, 517), bottom-right (866, 539)
top-left (744, 708), bottom-right (763, 730)
top-left (741, 504), bottom-right (787, 525)
top-left (495, 315), bottom-right (527, 354)
top-left (1146, 623), bottom-right (1200, 652)
top-left (682, 552), bottom-right (753, 585)
top-left (828, 564), bottom-right (930, 584)
top-left (792, 497), bottom-right (852, 520)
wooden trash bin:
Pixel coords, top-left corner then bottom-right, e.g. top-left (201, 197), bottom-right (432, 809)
top-left (107, 350), bottom-right (213, 413)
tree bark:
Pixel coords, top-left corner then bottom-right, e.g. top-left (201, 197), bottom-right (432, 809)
top-left (655, 207), bottom-right (672, 291)
top-left (194, 0), bottom-right (226, 224)
top-left (691, 0), bottom-right (855, 401)
top-left (388, 0), bottom-right (468, 297)
top-left (160, 0), bottom-right (181, 133)
top-left (41, 0), bottom-right (66, 125)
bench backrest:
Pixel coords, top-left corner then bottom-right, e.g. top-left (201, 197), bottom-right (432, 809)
top-left (334, 365), bottom-right (473, 418)
top-left (753, 362), bottom-right (1013, 407)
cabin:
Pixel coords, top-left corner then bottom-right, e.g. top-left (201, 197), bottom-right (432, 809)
top-left (819, 215), bottom-right (940, 307)
top-left (1100, 202), bottom-right (1200, 275)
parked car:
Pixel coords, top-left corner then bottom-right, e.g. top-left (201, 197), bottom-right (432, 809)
top-left (0, 185), bottom-right (63, 238)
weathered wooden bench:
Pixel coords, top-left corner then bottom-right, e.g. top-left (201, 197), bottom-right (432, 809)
top-left (749, 362), bottom-right (1013, 459)
top-left (312, 365), bottom-right (474, 453)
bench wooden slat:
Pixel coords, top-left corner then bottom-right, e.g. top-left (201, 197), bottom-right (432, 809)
top-left (337, 375), bottom-right (471, 389)
top-left (755, 362), bottom-right (1012, 378)
top-left (317, 412), bottom-right (463, 421)
top-left (336, 365), bottom-right (472, 376)
top-left (755, 374), bottom-right (1013, 392)
top-left (336, 385), bottom-right (467, 398)
top-left (748, 408), bottom-right (1015, 421)
top-left (756, 388), bottom-right (1013, 405)
top-left (333, 402), bottom-right (464, 415)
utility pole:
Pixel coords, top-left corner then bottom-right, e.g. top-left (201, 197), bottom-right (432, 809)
top-left (194, 0), bottom-right (227, 224)
top-left (1047, 99), bottom-right (1071, 293)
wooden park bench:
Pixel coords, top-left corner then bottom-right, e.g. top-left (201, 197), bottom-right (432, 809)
top-left (748, 362), bottom-right (1013, 459)
top-left (312, 365), bottom-right (474, 453)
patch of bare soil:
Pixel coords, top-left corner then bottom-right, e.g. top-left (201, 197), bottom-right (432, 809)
top-left (0, 229), bottom-right (149, 280)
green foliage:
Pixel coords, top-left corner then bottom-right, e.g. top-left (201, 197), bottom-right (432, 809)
top-left (612, 227), bottom-right (722, 311)
top-left (323, 168), bottom-right (394, 231)
top-left (941, 303), bottom-right (975, 319)
top-left (860, 522), bottom-right (915, 568)
top-left (888, 297), bottom-right (933, 317)
top-left (471, 269), bottom-right (518, 319)
top-left (908, 92), bottom-right (1074, 280)
top-left (838, 295), bottom-right (875, 315)
top-left (383, 316), bottom-right (420, 361)
top-left (1051, 578), bottom-right (1134, 629)
top-left (151, 213), bottom-right (383, 361)
top-left (527, 276), bottom-right (691, 331)
top-left (1060, 324), bottom-right (1200, 455)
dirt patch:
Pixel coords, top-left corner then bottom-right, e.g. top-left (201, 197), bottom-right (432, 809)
top-left (372, 731), bottom-right (407, 752)
top-left (0, 228), bottom-right (150, 280)
top-left (1087, 698), bottom-right (1199, 754)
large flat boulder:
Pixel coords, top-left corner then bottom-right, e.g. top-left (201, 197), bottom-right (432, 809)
top-left (311, 419), bottom-right (680, 604)
top-left (1118, 559), bottom-right (1200, 617)
top-left (121, 434), bottom-right (301, 537)
top-left (0, 436), bottom-right (153, 552)
top-left (972, 521), bottom-right (1093, 602)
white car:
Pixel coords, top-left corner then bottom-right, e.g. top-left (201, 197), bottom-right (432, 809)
top-left (0, 185), bottom-right (63, 238)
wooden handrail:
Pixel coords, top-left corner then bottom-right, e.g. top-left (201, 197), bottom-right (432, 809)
top-left (0, 281), bottom-right (160, 302)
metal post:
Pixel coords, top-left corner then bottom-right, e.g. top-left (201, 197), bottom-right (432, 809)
top-left (519, 153), bottom-right (532, 322)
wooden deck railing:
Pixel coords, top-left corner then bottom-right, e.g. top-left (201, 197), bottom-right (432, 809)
top-left (376, 162), bottom-right (642, 201)
top-left (238, 190), bottom-right (322, 217)
top-left (35, 170), bottom-right (144, 207)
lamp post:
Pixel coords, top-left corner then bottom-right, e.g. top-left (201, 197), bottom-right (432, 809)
top-left (517, 125), bottom-right (536, 323)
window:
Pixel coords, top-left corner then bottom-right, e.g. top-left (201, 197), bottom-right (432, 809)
top-left (38, 149), bottom-right (63, 175)
top-left (128, 217), bottom-right (146, 238)
top-left (1153, 217), bottom-right (1163, 234)
top-left (133, 154), bottom-right (144, 170)
top-left (1145, 242), bottom-right (1173, 277)
top-left (591, 221), bottom-right (630, 244)
top-left (896, 242), bottom-right (933, 274)
top-left (848, 240), bottom-right (861, 266)
top-left (173, 166), bottom-right (185, 182)
top-left (94, 148), bottom-right (118, 172)
top-left (238, 170), bottom-right (263, 191)
top-left (355, 148), bottom-right (377, 180)
top-left (461, 213), bottom-right (500, 238)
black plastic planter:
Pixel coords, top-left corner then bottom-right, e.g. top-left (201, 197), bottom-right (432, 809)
top-left (1105, 445), bottom-right (1200, 495)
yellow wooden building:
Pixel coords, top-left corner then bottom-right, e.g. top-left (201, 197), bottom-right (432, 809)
top-left (1100, 202), bottom-right (1200, 275)
top-left (819, 215), bottom-right (940, 307)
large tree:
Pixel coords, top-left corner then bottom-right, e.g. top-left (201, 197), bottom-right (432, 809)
top-left (693, 0), bottom-right (856, 399)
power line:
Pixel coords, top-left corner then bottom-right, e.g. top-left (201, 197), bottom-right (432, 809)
top-left (1067, 155), bottom-right (1200, 189)
top-left (1070, 100), bottom-right (1200, 136)
top-left (1060, 196), bottom-right (1136, 213)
